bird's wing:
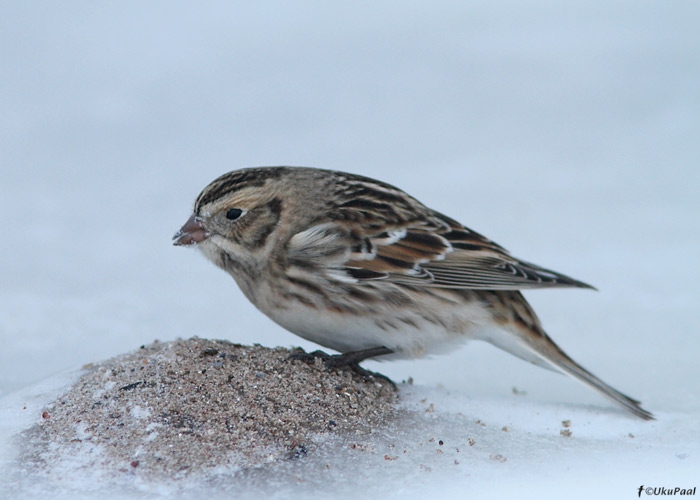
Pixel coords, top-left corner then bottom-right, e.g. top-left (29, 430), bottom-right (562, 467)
top-left (286, 173), bottom-right (594, 291)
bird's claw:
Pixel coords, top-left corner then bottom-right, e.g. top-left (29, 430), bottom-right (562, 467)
top-left (288, 347), bottom-right (397, 389)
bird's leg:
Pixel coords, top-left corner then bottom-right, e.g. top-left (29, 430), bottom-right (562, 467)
top-left (288, 346), bottom-right (396, 387)
top-left (334, 346), bottom-right (394, 364)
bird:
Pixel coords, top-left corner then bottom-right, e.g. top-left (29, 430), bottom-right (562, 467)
top-left (173, 166), bottom-right (653, 420)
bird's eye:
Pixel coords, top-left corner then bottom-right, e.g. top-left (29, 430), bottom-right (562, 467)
top-left (225, 208), bottom-right (244, 220)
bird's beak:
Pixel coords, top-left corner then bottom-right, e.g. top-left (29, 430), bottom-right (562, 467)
top-left (173, 215), bottom-right (209, 246)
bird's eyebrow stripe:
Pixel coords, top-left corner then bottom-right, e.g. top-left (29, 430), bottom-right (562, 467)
top-left (195, 168), bottom-right (286, 210)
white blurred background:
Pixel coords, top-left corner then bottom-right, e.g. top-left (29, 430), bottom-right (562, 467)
top-left (1, 1), bottom-right (698, 419)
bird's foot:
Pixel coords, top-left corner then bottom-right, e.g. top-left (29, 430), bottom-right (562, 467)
top-left (288, 346), bottom-right (396, 388)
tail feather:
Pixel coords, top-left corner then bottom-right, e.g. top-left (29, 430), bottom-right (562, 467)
top-left (531, 332), bottom-right (654, 420)
top-left (482, 292), bottom-right (654, 420)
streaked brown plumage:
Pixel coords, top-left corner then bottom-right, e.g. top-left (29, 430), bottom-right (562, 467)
top-left (174, 166), bottom-right (653, 420)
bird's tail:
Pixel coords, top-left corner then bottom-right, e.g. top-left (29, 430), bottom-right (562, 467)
top-left (482, 292), bottom-right (654, 420)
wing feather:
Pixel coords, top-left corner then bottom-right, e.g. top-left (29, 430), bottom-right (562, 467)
top-left (286, 173), bottom-right (594, 291)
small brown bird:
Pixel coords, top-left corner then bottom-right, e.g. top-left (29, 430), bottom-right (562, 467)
top-left (174, 166), bottom-right (652, 420)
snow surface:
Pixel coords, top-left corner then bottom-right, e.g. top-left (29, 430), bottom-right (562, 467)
top-left (1, 1), bottom-right (699, 498)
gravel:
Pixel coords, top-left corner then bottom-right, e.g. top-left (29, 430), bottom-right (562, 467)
top-left (20, 338), bottom-right (397, 484)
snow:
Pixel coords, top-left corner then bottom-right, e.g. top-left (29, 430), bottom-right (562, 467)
top-left (1, 1), bottom-right (699, 498)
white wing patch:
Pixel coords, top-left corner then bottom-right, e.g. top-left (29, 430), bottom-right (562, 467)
top-left (372, 229), bottom-right (407, 246)
top-left (288, 223), bottom-right (344, 252)
top-left (287, 223), bottom-right (360, 282)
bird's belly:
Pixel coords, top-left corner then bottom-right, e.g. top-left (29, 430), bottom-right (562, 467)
top-left (262, 298), bottom-right (492, 360)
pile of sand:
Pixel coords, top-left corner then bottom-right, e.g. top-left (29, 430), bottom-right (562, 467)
top-left (22, 338), bottom-right (397, 483)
